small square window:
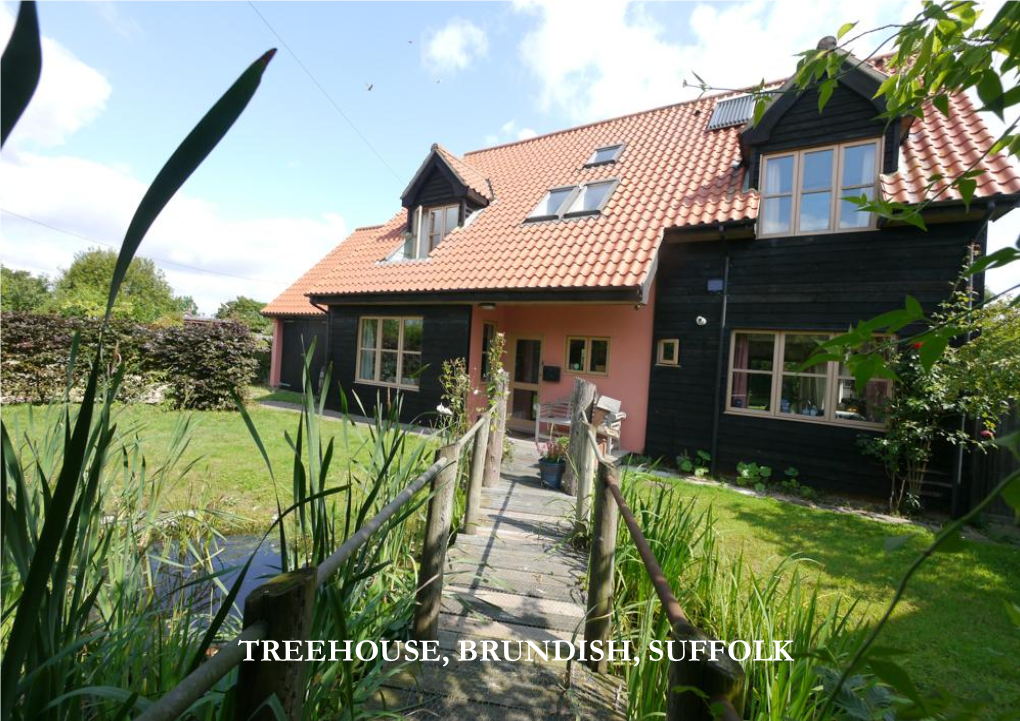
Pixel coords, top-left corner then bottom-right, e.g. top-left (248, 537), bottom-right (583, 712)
top-left (528, 187), bottom-right (577, 220)
top-left (657, 339), bottom-right (679, 366)
top-left (565, 180), bottom-right (617, 216)
top-left (585, 144), bottom-right (624, 166)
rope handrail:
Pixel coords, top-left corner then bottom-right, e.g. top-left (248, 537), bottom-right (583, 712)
top-left (136, 408), bottom-right (495, 721)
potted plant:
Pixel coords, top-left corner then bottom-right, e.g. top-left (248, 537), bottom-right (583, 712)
top-left (537, 436), bottom-right (570, 489)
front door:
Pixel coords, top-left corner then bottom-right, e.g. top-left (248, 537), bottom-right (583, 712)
top-left (507, 336), bottom-right (542, 432)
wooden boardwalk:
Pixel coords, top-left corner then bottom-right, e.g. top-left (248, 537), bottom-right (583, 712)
top-left (374, 437), bottom-right (627, 719)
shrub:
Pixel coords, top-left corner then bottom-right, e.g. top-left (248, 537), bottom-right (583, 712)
top-left (146, 321), bottom-right (260, 409)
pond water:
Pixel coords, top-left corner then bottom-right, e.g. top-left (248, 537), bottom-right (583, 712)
top-left (152, 534), bottom-right (285, 617)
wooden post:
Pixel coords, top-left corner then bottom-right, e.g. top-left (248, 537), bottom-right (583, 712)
top-left (583, 460), bottom-right (619, 673)
top-left (464, 411), bottom-right (490, 535)
top-left (575, 422), bottom-right (597, 525)
top-left (482, 373), bottom-right (508, 488)
top-left (235, 567), bottom-right (317, 721)
top-left (563, 378), bottom-right (596, 496)
top-left (413, 444), bottom-right (459, 641)
top-left (666, 625), bottom-right (745, 721)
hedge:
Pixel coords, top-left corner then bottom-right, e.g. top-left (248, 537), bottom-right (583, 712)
top-left (1, 312), bottom-right (260, 410)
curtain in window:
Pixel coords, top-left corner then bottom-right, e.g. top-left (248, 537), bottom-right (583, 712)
top-left (732, 334), bottom-right (749, 403)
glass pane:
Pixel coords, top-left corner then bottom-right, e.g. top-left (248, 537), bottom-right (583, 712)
top-left (358, 350), bottom-right (376, 381)
top-left (779, 375), bottom-right (827, 417)
top-left (530, 188), bottom-right (575, 217)
top-left (381, 319), bottom-right (400, 349)
top-left (380, 352), bottom-right (398, 384)
top-left (801, 149), bottom-right (833, 191)
top-left (732, 332), bottom-right (775, 372)
top-left (839, 186), bottom-right (874, 229)
top-left (842, 143), bottom-right (876, 187)
top-left (592, 145), bottom-right (620, 164)
top-left (782, 334), bottom-right (829, 372)
top-left (590, 339), bottom-right (609, 373)
top-left (764, 155), bottom-right (794, 194)
top-left (567, 339), bottom-right (586, 371)
top-left (481, 323), bottom-right (495, 380)
top-left (444, 206), bottom-right (459, 236)
top-left (401, 353), bottom-right (421, 388)
top-left (834, 378), bottom-right (891, 423)
top-left (511, 389), bottom-right (538, 422)
top-left (360, 319), bottom-right (377, 350)
top-left (799, 191), bottom-right (832, 231)
top-left (660, 341), bottom-right (676, 363)
top-left (514, 339), bottom-right (542, 383)
top-left (403, 318), bottom-right (423, 352)
top-left (569, 181), bottom-right (614, 213)
top-left (761, 196), bottom-right (791, 235)
top-left (429, 208), bottom-right (442, 233)
top-left (730, 371), bottom-right (772, 411)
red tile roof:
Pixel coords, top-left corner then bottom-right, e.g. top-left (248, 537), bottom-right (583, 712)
top-left (263, 74), bottom-right (1019, 316)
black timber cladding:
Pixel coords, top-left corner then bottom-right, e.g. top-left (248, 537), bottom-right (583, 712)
top-left (745, 83), bottom-right (899, 187)
top-left (645, 221), bottom-right (985, 504)
top-left (279, 318), bottom-right (328, 393)
top-left (325, 303), bottom-right (472, 422)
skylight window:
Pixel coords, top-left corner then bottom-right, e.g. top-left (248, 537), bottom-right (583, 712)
top-left (585, 144), bottom-right (624, 166)
top-left (565, 180), bottom-right (617, 216)
top-left (528, 186), bottom-right (577, 220)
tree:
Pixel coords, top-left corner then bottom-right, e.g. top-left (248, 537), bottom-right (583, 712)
top-left (215, 295), bottom-right (271, 334)
top-left (0, 265), bottom-right (50, 312)
top-left (51, 247), bottom-right (189, 323)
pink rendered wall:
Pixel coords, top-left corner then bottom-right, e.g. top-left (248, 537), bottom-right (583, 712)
top-left (269, 318), bottom-right (283, 387)
top-left (467, 288), bottom-right (656, 452)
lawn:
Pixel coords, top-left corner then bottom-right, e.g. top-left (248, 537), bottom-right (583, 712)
top-left (2, 397), bottom-right (433, 532)
top-left (626, 471), bottom-right (1020, 707)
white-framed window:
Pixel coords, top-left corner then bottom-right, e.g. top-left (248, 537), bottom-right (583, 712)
top-left (419, 204), bottom-right (459, 254)
top-left (656, 338), bottom-right (680, 366)
top-left (726, 330), bottom-right (892, 428)
top-left (758, 139), bottom-right (880, 237)
top-left (526, 180), bottom-right (618, 222)
top-left (585, 144), bottom-right (624, 167)
top-left (356, 317), bottom-right (423, 390)
top-left (566, 336), bottom-right (610, 375)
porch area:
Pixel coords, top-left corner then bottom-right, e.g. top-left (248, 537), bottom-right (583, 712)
top-left (467, 299), bottom-right (656, 453)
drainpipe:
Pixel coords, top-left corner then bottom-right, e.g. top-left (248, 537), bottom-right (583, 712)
top-left (950, 199), bottom-right (995, 518)
top-left (709, 230), bottom-right (731, 478)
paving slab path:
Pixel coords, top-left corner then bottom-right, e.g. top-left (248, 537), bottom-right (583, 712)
top-left (373, 437), bottom-right (628, 719)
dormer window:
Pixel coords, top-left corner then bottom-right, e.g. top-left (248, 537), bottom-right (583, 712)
top-left (585, 144), bottom-right (624, 167)
top-left (399, 204), bottom-right (459, 259)
top-left (526, 180), bottom-right (619, 222)
top-left (759, 139), bottom-right (879, 237)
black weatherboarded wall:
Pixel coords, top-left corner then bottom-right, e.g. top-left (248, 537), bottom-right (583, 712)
top-left (326, 304), bottom-right (472, 423)
top-left (645, 221), bottom-right (984, 501)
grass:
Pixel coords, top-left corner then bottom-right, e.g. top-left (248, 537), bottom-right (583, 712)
top-left (626, 471), bottom-right (1020, 708)
top-left (2, 396), bottom-right (433, 532)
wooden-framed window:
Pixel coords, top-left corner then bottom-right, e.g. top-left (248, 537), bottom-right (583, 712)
top-left (566, 336), bottom-right (610, 375)
top-left (356, 316), bottom-right (423, 390)
top-left (657, 338), bottom-right (680, 366)
top-left (758, 139), bottom-right (880, 237)
top-left (401, 204), bottom-right (459, 259)
top-left (726, 330), bottom-right (892, 428)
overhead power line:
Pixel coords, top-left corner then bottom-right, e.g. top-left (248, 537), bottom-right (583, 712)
top-left (0, 208), bottom-right (285, 286)
top-left (246, 1), bottom-right (403, 183)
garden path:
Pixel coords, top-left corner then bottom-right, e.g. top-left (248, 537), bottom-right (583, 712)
top-left (373, 436), bottom-right (627, 719)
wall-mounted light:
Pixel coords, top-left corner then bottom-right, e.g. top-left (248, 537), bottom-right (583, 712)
top-left (696, 316), bottom-right (708, 326)
top-left (479, 303), bottom-right (497, 311)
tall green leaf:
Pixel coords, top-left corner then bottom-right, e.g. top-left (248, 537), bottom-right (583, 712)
top-left (0, 1), bottom-right (41, 147)
top-left (105, 49), bottom-right (276, 320)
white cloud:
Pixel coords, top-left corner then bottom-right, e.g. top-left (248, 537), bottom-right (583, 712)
top-left (0, 4), bottom-right (112, 147)
top-left (0, 151), bottom-right (346, 314)
top-left (485, 119), bottom-right (539, 146)
top-left (514, 0), bottom-right (916, 123)
top-left (423, 18), bottom-right (488, 74)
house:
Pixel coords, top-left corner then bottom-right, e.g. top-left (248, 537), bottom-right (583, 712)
top-left (263, 46), bottom-right (1019, 505)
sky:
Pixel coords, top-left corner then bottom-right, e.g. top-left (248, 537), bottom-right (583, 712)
top-left (1, 0), bottom-right (1017, 314)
